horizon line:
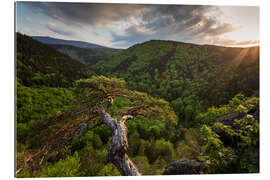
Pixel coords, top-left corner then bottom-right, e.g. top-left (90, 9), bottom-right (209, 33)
top-left (16, 31), bottom-right (260, 49)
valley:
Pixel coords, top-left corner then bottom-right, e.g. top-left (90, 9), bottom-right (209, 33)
top-left (16, 33), bottom-right (259, 177)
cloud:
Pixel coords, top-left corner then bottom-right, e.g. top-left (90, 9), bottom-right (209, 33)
top-left (233, 40), bottom-right (259, 46)
top-left (19, 2), bottom-right (257, 48)
top-left (111, 25), bottom-right (151, 45)
top-left (190, 20), bottom-right (242, 39)
top-left (141, 5), bottom-right (239, 38)
top-left (25, 2), bottom-right (145, 27)
top-left (110, 5), bottom-right (240, 46)
top-left (24, 2), bottom-right (235, 38)
top-left (142, 5), bottom-right (208, 32)
top-left (46, 23), bottom-right (75, 36)
top-left (200, 37), bottom-right (259, 47)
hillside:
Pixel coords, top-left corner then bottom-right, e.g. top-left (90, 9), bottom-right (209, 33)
top-left (93, 40), bottom-right (259, 106)
top-left (32, 36), bottom-right (111, 49)
top-left (16, 33), bottom-right (94, 87)
top-left (16, 37), bottom-right (260, 177)
top-left (50, 44), bottom-right (120, 66)
top-left (93, 40), bottom-right (259, 128)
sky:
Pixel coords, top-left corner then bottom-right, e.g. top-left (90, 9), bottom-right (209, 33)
top-left (15, 2), bottom-right (259, 49)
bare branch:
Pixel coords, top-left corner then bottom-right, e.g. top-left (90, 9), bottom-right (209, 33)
top-left (120, 115), bottom-right (133, 123)
top-left (99, 109), bottom-right (117, 131)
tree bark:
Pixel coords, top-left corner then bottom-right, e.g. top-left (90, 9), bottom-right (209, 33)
top-left (100, 109), bottom-right (141, 176)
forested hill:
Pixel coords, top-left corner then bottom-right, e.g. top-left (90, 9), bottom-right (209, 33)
top-left (32, 36), bottom-right (106, 49)
top-left (93, 40), bottom-right (259, 107)
top-left (49, 44), bottom-right (120, 66)
top-left (16, 33), bottom-right (94, 87)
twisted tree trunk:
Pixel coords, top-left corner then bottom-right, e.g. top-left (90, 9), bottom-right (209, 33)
top-left (100, 109), bottom-right (141, 176)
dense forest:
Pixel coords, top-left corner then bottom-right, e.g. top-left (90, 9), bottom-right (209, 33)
top-left (50, 44), bottom-right (120, 66)
top-left (16, 33), bottom-right (259, 177)
top-left (16, 33), bottom-right (95, 87)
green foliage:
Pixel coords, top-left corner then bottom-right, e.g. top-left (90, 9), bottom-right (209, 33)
top-left (238, 150), bottom-right (259, 173)
top-left (93, 40), bottom-right (259, 107)
top-left (74, 75), bottom-right (126, 105)
top-left (16, 170), bottom-right (31, 178)
top-left (175, 128), bottom-right (202, 159)
top-left (16, 33), bottom-right (93, 87)
top-left (198, 95), bottom-right (259, 173)
top-left (150, 157), bottom-right (168, 175)
top-left (74, 75), bottom-right (177, 135)
top-left (78, 143), bottom-right (107, 176)
top-left (51, 44), bottom-right (120, 65)
top-left (131, 156), bottom-right (151, 175)
top-left (16, 81), bottom-right (75, 143)
top-left (97, 163), bottom-right (121, 176)
top-left (93, 40), bottom-right (259, 133)
top-left (233, 115), bottom-right (259, 146)
top-left (40, 152), bottom-right (82, 177)
top-left (199, 125), bottom-right (236, 173)
top-left (71, 131), bottom-right (104, 153)
top-left (146, 139), bottom-right (176, 164)
top-left (171, 94), bottom-right (204, 128)
top-left (154, 139), bottom-right (176, 162)
top-left (196, 93), bottom-right (250, 125)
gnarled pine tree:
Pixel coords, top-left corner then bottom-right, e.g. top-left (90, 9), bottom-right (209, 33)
top-left (16, 76), bottom-right (177, 176)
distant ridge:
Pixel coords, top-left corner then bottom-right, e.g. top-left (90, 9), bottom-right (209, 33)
top-left (17, 33), bottom-right (94, 87)
top-left (32, 36), bottom-right (110, 49)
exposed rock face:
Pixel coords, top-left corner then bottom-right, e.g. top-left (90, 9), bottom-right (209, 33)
top-left (212, 105), bottom-right (259, 147)
top-left (163, 159), bottom-right (205, 175)
top-left (211, 112), bottom-right (245, 147)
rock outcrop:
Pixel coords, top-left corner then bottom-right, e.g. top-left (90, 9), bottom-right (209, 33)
top-left (163, 159), bottom-right (205, 175)
top-left (212, 104), bottom-right (259, 147)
